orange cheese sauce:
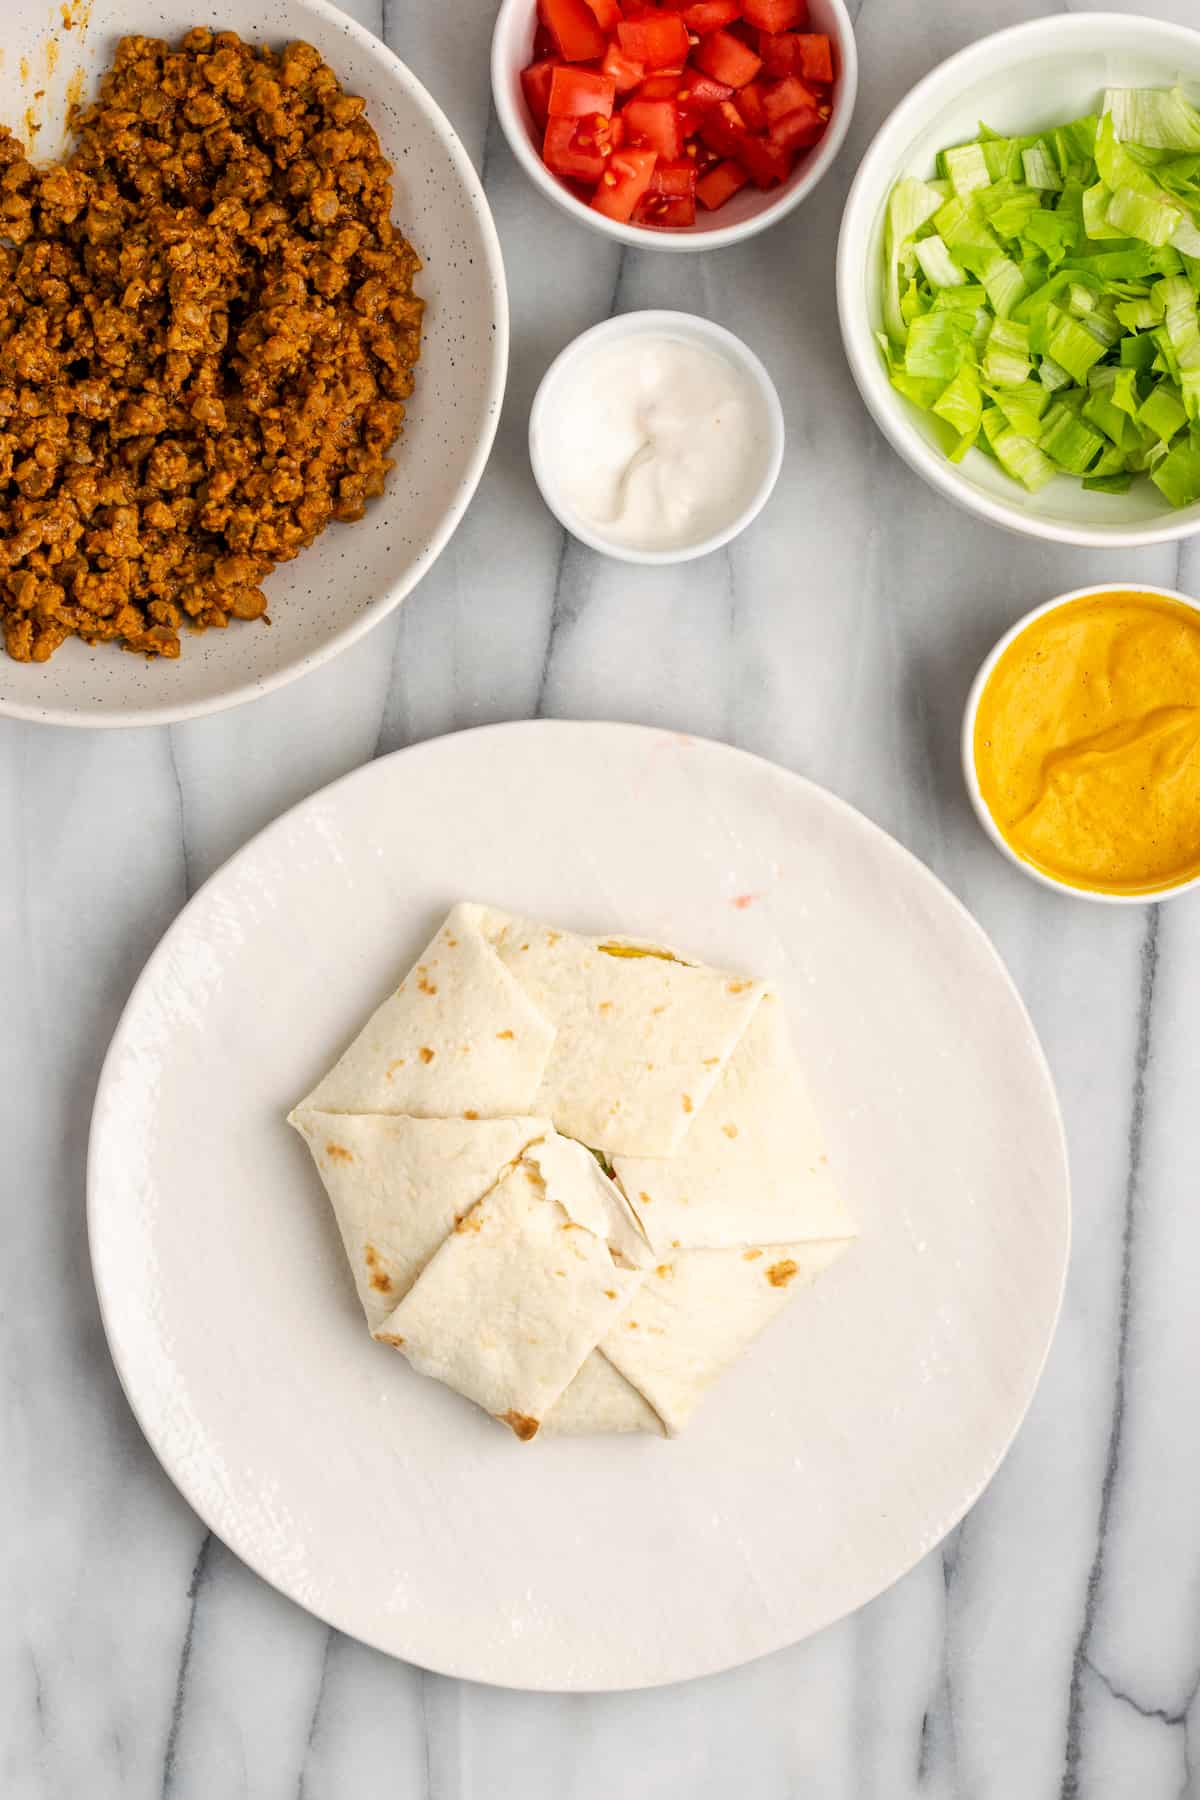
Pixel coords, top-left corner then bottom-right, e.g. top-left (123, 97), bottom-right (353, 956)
top-left (974, 591), bottom-right (1200, 896)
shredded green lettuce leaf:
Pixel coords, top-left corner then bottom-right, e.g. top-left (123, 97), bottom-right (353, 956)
top-left (879, 85), bottom-right (1200, 506)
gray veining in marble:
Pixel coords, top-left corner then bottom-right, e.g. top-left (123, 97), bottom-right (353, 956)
top-left (3, 0), bottom-right (1200, 1794)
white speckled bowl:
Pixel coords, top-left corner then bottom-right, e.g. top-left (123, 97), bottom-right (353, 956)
top-left (0, 0), bottom-right (507, 727)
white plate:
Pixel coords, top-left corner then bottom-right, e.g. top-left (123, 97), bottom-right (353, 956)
top-left (0, 0), bottom-right (506, 726)
top-left (88, 723), bottom-right (1069, 1690)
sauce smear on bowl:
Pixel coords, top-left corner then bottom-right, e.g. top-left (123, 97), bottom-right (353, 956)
top-left (974, 590), bottom-right (1200, 896)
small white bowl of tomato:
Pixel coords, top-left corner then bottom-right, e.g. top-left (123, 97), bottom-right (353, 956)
top-left (492, 0), bottom-right (857, 248)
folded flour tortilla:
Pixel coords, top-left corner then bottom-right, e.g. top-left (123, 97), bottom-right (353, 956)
top-left (598, 1241), bottom-right (853, 1437)
top-left (544, 1351), bottom-right (667, 1436)
top-left (374, 1133), bottom-right (649, 1439)
top-left (291, 902), bottom-right (857, 1440)
top-left (474, 906), bottom-right (768, 1157)
top-left (299, 906), bottom-right (556, 1119)
top-left (613, 994), bottom-right (855, 1253)
top-left (287, 1109), bottom-right (548, 1331)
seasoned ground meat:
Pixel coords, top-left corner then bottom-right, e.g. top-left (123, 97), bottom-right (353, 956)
top-left (0, 29), bottom-right (424, 661)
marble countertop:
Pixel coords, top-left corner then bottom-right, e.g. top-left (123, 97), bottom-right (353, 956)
top-left (4, 0), bottom-right (1200, 1793)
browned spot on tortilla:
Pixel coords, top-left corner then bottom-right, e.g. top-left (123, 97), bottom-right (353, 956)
top-left (546, 931), bottom-right (561, 944)
top-left (682, 1094), bottom-right (693, 1113)
top-left (627, 1320), bottom-right (639, 1329)
top-left (820, 1154), bottom-right (829, 1165)
top-left (703, 1056), bottom-right (720, 1067)
top-left (604, 1288), bottom-right (617, 1299)
top-left (496, 1029), bottom-right (514, 1040)
top-left (638, 1190), bottom-right (653, 1205)
top-left (722, 1123), bottom-right (739, 1139)
top-left (560, 1221), bottom-right (585, 1232)
top-left (598, 1001), bottom-right (613, 1015)
top-left (455, 1211), bottom-right (484, 1234)
top-left (655, 1264), bottom-right (674, 1279)
top-left (501, 1410), bottom-right (540, 1441)
top-left (651, 1004), bottom-right (667, 1015)
top-left (520, 942), bottom-right (530, 951)
top-left (728, 979), bottom-right (752, 994)
top-left (671, 1238), bottom-right (681, 1248)
top-left (419, 1046), bottom-right (435, 1064)
top-left (446, 936), bottom-right (458, 947)
top-left (743, 1248), bottom-right (763, 1261)
top-left (363, 1244), bottom-right (393, 1293)
top-left (376, 1332), bottom-right (405, 1348)
top-left (732, 894), bottom-right (759, 909)
top-left (385, 1058), bottom-right (407, 1079)
top-left (325, 1142), bottom-right (353, 1163)
top-left (646, 1061), bottom-right (654, 1071)
top-left (417, 976), bottom-right (437, 995)
top-left (554, 1269), bottom-right (566, 1277)
top-left (766, 1258), bottom-right (799, 1288)
top-left (463, 1109), bottom-right (479, 1120)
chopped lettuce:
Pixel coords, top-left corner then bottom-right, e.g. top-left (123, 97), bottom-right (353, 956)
top-left (879, 86), bottom-right (1200, 507)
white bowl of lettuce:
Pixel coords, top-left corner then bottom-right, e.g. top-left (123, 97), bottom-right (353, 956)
top-left (837, 13), bottom-right (1200, 546)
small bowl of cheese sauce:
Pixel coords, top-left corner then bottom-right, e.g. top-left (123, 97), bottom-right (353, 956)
top-left (963, 584), bottom-right (1200, 902)
top-left (529, 311), bottom-right (784, 565)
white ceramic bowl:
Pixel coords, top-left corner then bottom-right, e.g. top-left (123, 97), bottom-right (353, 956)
top-left (837, 13), bottom-right (1200, 549)
top-left (529, 310), bottom-right (784, 562)
top-left (962, 583), bottom-right (1200, 904)
top-left (0, 0), bottom-right (507, 727)
top-left (492, 0), bottom-right (857, 252)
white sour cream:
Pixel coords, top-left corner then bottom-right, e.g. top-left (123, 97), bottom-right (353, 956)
top-left (535, 331), bottom-right (774, 555)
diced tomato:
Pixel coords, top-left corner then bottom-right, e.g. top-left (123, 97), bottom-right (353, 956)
top-left (693, 27), bottom-right (762, 87)
top-left (638, 72), bottom-right (688, 100)
top-left (735, 130), bottom-right (792, 186)
top-left (696, 157), bottom-right (748, 208)
top-left (616, 14), bottom-right (691, 69)
top-left (679, 70), bottom-right (734, 107)
top-left (681, 0), bottom-right (743, 31)
top-left (762, 74), bottom-right (818, 126)
top-left (522, 0), bottom-right (830, 226)
top-left (538, 0), bottom-right (608, 61)
top-left (602, 43), bottom-right (646, 92)
top-left (757, 31), bottom-right (797, 75)
top-left (521, 58), bottom-right (560, 128)
top-left (649, 156), bottom-right (698, 195)
top-left (543, 115), bottom-right (610, 181)
top-left (621, 97), bottom-right (683, 160)
top-left (635, 192), bottom-right (697, 226)
top-left (793, 33), bottom-right (833, 81)
top-left (697, 97), bottom-right (747, 155)
top-left (743, 0), bottom-right (806, 28)
top-left (549, 65), bottom-right (617, 118)
top-left (768, 102), bottom-right (827, 151)
top-left (590, 146), bottom-right (658, 219)
top-left (736, 78), bottom-right (766, 130)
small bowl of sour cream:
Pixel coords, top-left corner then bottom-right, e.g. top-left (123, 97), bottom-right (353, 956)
top-left (529, 311), bottom-right (784, 564)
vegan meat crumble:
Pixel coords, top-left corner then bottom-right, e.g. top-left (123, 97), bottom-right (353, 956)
top-left (0, 28), bottom-right (424, 661)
